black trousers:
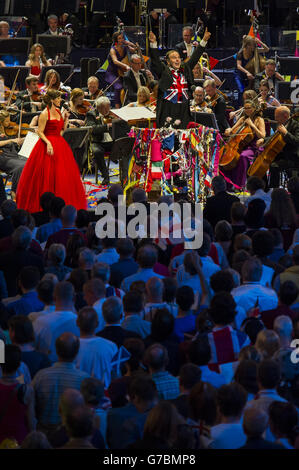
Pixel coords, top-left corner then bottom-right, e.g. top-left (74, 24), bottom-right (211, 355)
top-left (91, 141), bottom-right (112, 180)
top-left (0, 153), bottom-right (27, 193)
top-left (269, 157), bottom-right (299, 188)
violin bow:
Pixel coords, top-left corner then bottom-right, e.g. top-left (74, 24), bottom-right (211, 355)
top-left (7, 68), bottom-right (20, 108)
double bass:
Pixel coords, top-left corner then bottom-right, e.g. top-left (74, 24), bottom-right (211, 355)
top-left (247, 112), bottom-right (299, 178)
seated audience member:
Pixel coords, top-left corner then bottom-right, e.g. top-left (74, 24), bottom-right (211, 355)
top-left (240, 403), bottom-right (285, 449)
top-left (264, 188), bottom-right (299, 251)
top-left (207, 292), bottom-right (250, 369)
top-left (108, 338), bottom-right (146, 409)
top-left (244, 199), bottom-right (267, 239)
top-left (45, 205), bottom-right (86, 251)
top-left (169, 364), bottom-right (202, 419)
top-left (255, 330), bottom-right (280, 361)
top-left (210, 383), bottom-right (247, 449)
top-left (78, 248), bottom-right (95, 279)
top-left (107, 374), bottom-right (158, 449)
top-left (83, 278), bottom-right (106, 332)
top-left (62, 406), bottom-right (95, 449)
top-left (188, 336), bottom-right (227, 388)
top-left (203, 176), bottom-right (239, 229)
top-left (32, 333), bottom-right (89, 434)
top-left (81, 378), bottom-right (111, 446)
top-left (288, 176), bottom-right (299, 214)
top-left (173, 286), bottom-right (196, 342)
top-left (32, 192), bottom-right (55, 227)
top-left (261, 281), bottom-right (298, 329)
top-left (76, 307), bottom-right (118, 386)
top-left (122, 291), bottom-right (151, 339)
top-left (0, 226), bottom-right (44, 297)
top-left (29, 277), bottom-right (57, 323)
top-left (33, 282), bottom-right (80, 362)
top-left (234, 360), bottom-right (258, 402)
top-left (269, 401), bottom-right (298, 449)
top-left (0, 345), bottom-right (35, 445)
top-left (231, 258), bottom-right (278, 314)
top-left (210, 270), bottom-right (246, 330)
top-left (268, 228), bottom-right (285, 263)
top-left (48, 389), bottom-right (104, 449)
top-left (8, 315), bottom-right (51, 378)
top-left (273, 245), bottom-right (299, 303)
top-left (246, 176), bottom-right (272, 212)
top-left (110, 238), bottom-right (138, 288)
top-left (96, 237), bottom-right (119, 266)
top-left (121, 245), bottom-right (164, 293)
top-left (6, 266), bottom-right (44, 319)
top-left (144, 277), bottom-right (168, 321)
top-left (68, 268), bottom-right (88, 311)
top-left (96, 297), bottom-right (140, 347)
top-left (36, 197), bottom-right (65, 245)
top-left (144, 343), bottom-right (180, 400)
top-left (144, 308), bottom-right (180, 376)
top-left (92, 262), bottom-right (124, 298)
top-left (0, 199), bottom-right (16, 239)
top-left (45, 244), bottom-right (72, 281)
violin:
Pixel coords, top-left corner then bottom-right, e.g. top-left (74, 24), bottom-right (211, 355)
top-left (4, 121), bottom-right (34, 137)
top-left (31, 91), bottom-right (43, 102)
top-left (76, 100), bottom-right (92, 115)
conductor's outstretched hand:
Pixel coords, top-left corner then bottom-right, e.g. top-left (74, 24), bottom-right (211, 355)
top-left (149, 31), bottom-right (156, 43)
top-left (203, 28), bottom-right (211, 42)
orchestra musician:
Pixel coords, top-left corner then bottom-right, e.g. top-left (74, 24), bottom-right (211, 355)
top-left (204, 78), bottom-right (229, 132)
top-left (192, 60), bottom-right (221, 86)
top-left (105, 30), bottom-right (137, 109)
top-left (123, 55), bottom-right (150, 105)
top-left (268, 106), bottom-right (299, 188)
top-left (43, 14), bottom-right (63, 36)
top-left (190, 86), bottom-right (212, 113)
top-left (223, 99), bottom-right (265, 189)
top-left (175, 26), bottom-right (198, 62)
top-left (148, 28), bottom-right (211, 128)
top-left (68, 88), bottom-right (88, 126)
top-left (0, 21), bottom-right (12, 66)
top-left (25, 43), bottom-right (51, 80)
top-left (14, 75), bottom-right (43, 113)
top-left (83, 76), bottom-right (103, 100)
top-left (127, 86), bottom-right (151, 107)
top-left (85, 96), bottom-right (113, 185)
top-left (229, 89), bottom-right (257, 124)
top-left (258, 79), bottom-right (280, 108)
top-left (254, 59), bottom-right (284, 94)
top-left (41, 69), bottom-right (71, 96)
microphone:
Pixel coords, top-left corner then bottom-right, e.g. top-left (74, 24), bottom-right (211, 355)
top-left (61, 100), bottom-right (70, 111)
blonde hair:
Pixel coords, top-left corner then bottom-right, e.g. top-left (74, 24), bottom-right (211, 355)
top-left (87, 76), bottom-right (99, 86)
top-left (242, 35), bottom-right (255, 50)
top-left (137, 86), bottom-right (150, 105)
top-left (28, 43), bottom-right (48, 65)
top-left (70, 88), bottom-right (84, 103)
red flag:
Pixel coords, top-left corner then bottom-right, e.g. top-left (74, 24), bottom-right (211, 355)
top-left (209, 56), bottom-right (219, 70)
top-left (248, 24), bottom-right (261, 40)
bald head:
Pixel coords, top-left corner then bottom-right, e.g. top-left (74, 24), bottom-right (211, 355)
top-left (273, 315), bottom-right (293, 339)
top-left (59, 388), bottom-right (84, 419)
top-left (193, 86), bottom-right (205, 105)
top-left (145, 343), bottom-right (169, 372)
top-left (275, 106), bottom-right (290, 125)
top-left (243, 404), bottom-right (268, 438)
top-left (146, 276), bottom-right (164, 303)
top-left (55, 332), bottom-right (80, 362)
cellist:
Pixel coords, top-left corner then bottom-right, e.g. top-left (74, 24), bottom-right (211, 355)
top-left (268, 106), bottom-right (299, 188)
top-left (222, 99), bottom-right (265, 189)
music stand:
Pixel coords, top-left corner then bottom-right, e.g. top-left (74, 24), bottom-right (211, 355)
top-left (63, 126), bottom-right (92, 172)
top-left (110, 137), bottom-right (135, 185)
top-left (112, 119), bottom-right (131, 141)
top-left (39, 64), bottom-right (74, 84)
top-left (148, 0), bottom-right (178, 8)
top-left (36, 34), bottom-right (71, 59)
top-left (278, 57), bottom-right (299, 76)
top-left (275, 81), bottom-right (291, 102)
top-left (90, 0), bottom-right (126, 12)
top-left (0, 1), bottom-right (7, 15)
top-left (0, 66), bottom-right (30, 89)
top-left (0, 38), bottom-right (31, 56)
top-left (191, 111), bottom-right (219, 130)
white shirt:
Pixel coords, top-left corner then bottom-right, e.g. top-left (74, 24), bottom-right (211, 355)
top-left (93, 298), bottom-right (106, 333)
top-left (199, 365), bottom-right (227, 388)
top-left (29, 305), bottom-right (56, 323)
top-left (260, 264), bottom-right (275, 287)
top-left (184, 41), bottom-right (193, 57)
top-left (232, 282), bottom-right (278, 314)
top-left (245, 189), bottom-right (272, 212)
top-left (132, 69), bottom-right (141, 89)
top-left (76, 337), bottom-right (118, 387)
top-left (210, 423), bottom-right (247, 449)
top-left (33, 310), bottom-right (80, 362)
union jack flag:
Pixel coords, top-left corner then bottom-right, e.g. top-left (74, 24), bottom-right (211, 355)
top-left (163, 70), bottom-right (189, 104)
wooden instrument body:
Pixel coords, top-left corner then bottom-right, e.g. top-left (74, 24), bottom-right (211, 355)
top-left (219, 125), bottom-right (254, 171)
top-left (118, 55), bottom-right (130, 77)
top-left (247, 132), bottom-right (285, 178)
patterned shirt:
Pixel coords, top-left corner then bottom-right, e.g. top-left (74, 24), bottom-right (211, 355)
top-left (151, 371), bottom-right (179, 400)
top-left (163, 69), bottom-right (189, 104)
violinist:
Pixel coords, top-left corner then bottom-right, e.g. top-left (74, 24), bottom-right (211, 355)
top-left (229, 89), bottom-right (257, 124)
top-left (258, 79), bottom-right (280, 108)
top-left (85, 96), bottom-right (112, 185)
top-left (268, 106), bottom-right (299, 188)
top-left (127, 86), bottom-right (151, 107)
top-left (68, 88), bottom-right (88, 126)
top-left (254, 59), bottom-right (284, 95)
top-left (83, 76), bottom-right (103, 101)
top-left (14, 75), bottom-right (43, 112)
top-left (0, 21), bottom-right (10, 66)
top-left (204, 79), bottom-right (229, 132)
top-left (0, 110), bottom-right (27, 197)
top-left (41, 69), bottom-right (71, 96)
top-left (223, 99), bottom-right (265, 189)
top-left (190, 86), bottom-right (212, 113)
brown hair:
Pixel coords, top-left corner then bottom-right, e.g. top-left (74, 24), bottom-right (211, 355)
top-left (44, 69), bottom-right (61, 89)
top-left (265, 59), bottom-right (275, 67)
top-left (268, 188), bottom-right (297, 229)
top-left (112, 30), bottom-right (123, 44)
top-left (143, 402), bottom-right (181, 447)
top-left (189, 382), bottom-right (217, 426)
top-left (70, 88), bottom-right (84, 103)
top-left (25, 75), bottom-right (39, 86)
top-left (42, 89), bottom-right (61, 107)
top-left (28, 43), bottom-right (48, 65)
top-left (242, 35), bottom-right (255, 50)
top-left (243, 89), bottom-right (257, 101)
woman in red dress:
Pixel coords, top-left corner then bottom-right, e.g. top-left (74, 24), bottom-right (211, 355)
top-left (16, 89), bottom-right (87, 212)
top-left (25, 43), bottom-right (51, 81)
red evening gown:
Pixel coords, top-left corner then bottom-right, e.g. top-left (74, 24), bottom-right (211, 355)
top-left (16, 108), bottom-right (87, 212)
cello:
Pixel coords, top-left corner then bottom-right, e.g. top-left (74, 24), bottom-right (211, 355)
top-left (247, 112), bottom-right (299, 178)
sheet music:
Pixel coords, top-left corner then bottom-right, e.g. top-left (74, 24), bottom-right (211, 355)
top-left (18, 131), bottom-right (40, 159)
top-left (111, 106), bottom-right (156, 122)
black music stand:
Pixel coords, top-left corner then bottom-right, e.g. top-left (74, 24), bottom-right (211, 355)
top-left (0, 0), bottom-right (7, 14)
top-left (36, 34), bottom-right (71, 60)
top-left (10, 0), bottom-right (43, 15)
top-left (63, 126), bottom-right (92, 172)
top-left (191, 111), bottom-right (219, 130)
top-left (275, 81), bottom-right (291, 102)
top-left (112, 119), bottom-right (131, 141)
top-left (0, 38), bottom-right (31, 56)
top-left (0, 66), bottom-right (30, 89)
top-left (278, 57), bottom-right (299, 76)
top-left (39, 64), bottom-right (74, 83)
top-left (148, 0), bottom-right (178, 8)
top-left (110, 136), bottom-right (135, 186)
top-left (46, 0), bottom-right (80, 15)
top-left (90, 0), bottom-right (126, 12)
